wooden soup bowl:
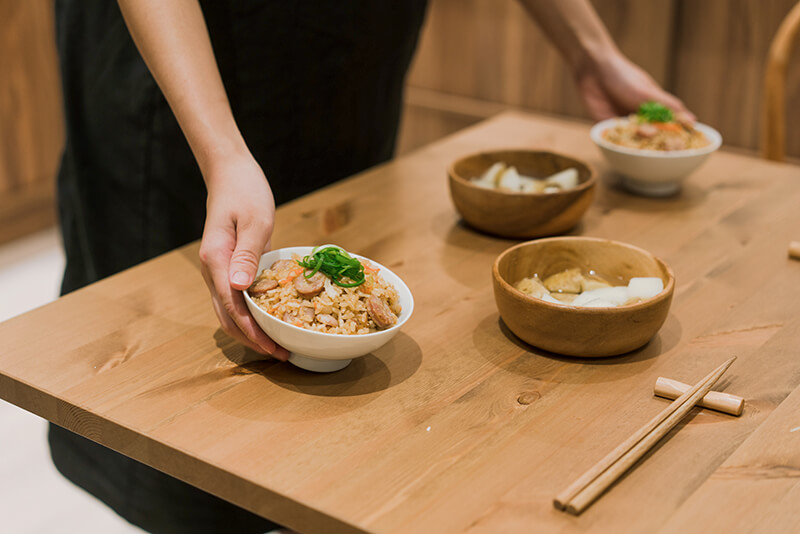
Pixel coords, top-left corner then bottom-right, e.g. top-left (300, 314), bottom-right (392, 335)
top-left (492, 237), bottom-right (675, 357)
top-left (448, 149), bottom-right (596, 238)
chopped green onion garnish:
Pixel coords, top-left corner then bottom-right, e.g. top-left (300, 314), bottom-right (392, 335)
top-left (296, 245), bottom-right (366, 287)
top-left (637, 101), bottom-right (674, 123)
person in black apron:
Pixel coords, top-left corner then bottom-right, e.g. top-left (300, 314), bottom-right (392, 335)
top-left (51, 1), bottom-right (427, 532)
top-left (50, 1), bottom-right (690, 532)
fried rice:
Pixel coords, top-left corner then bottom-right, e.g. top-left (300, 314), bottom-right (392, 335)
top-left (603, 116), bottom-right (710, 151)
top-left (249, 255), bottom-right (401, 335)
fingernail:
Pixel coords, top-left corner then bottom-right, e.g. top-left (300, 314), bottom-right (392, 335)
top-left (232, 271), bottom-right (249, 285)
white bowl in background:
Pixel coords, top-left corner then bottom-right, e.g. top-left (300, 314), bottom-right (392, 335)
top-left (590, 119), bottom-right (722, 197)
top-left (244, 247), bottom-right (414, 373)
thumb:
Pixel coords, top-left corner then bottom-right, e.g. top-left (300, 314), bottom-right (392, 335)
top-left (229, 220), bottom-right (271, 291)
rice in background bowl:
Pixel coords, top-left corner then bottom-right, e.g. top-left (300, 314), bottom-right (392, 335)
top-left (600, 115), bottom-right (711, 152)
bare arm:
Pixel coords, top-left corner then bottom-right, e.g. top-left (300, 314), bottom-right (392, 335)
top-left (118, 0), bottom-right (288, 360)
top-left (518, 0), bottom-right (693, 120)
top-left (118, 0), bottom-right (244, 171)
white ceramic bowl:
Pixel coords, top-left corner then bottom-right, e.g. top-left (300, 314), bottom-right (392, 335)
top-left (590, 119), bottom-right (722, 197)
top-left (244, 246), bottom-right (414, 373)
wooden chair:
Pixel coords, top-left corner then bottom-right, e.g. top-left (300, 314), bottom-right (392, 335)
top-left (762, 1), bottom-right (800, 162)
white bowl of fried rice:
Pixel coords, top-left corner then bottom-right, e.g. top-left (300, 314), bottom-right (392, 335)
top-left (590, 117), bottom-right (722, 197)
top-left (243, 246), bottom-right (414, 372)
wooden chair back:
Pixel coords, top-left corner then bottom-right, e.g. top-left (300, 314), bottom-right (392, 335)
top-left (762, 1), bottom-right (800, 161)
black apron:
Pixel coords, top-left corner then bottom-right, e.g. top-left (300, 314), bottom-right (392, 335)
top-left (50, 1), bottom-right (427, 532)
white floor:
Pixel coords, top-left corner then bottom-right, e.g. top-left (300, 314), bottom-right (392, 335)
top-left (0, 228), bottom-right (145, 533)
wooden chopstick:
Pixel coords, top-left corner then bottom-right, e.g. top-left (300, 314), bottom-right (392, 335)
top-left (554, 357), bottom-right (737, 515)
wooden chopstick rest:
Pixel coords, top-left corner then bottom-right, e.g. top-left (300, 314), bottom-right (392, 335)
top-left (655, 377), bottom-right (744, 416)
top-left (789, 241), bottom-right (800, 260)
top-left (554, 357), bottom-right (736, 515)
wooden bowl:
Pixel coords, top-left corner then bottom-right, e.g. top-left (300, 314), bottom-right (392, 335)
top-left (448, 150), bottom-right (596, 238)
top-left (492, 237), bottom-right (674, 357)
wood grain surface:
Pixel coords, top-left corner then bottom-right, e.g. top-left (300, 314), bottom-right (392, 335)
top-left (1, 112), bottom-right (800, 533)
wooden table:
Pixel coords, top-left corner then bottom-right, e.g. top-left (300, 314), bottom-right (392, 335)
top-left (1, 112), bottom-right (799, 533)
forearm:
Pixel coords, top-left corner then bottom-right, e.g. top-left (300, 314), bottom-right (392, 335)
top-left (517, 0), bottom-right (619, 72)
top-left (117, 0), bottom-right (247, 182)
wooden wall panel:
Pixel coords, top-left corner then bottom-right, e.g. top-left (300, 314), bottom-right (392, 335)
top-left (0, 0), bottom-right (63, 244)
top-left (399, 0), bottom-right (800, 159)
top-left (400, 0), bottom-right (677, 150)
top-left (407, 0), bottom-right (676, 117)
top-left (672, 0), bottom-right (800, 159)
